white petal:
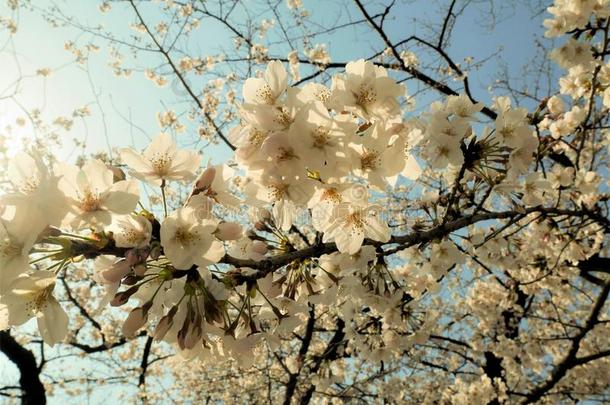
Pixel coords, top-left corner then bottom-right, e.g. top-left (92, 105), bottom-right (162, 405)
top-left (8, 153), bottom-right (38, 192)
top-left (119, 148), bottom-right (151, 172)
top-left (272, 199), bottom-right (294, 231)
top-left (335, 226), bottom-right (364, 255)
top-left (401, 153), bottom-right (421, 180)
top-left (265, 60), bottom-right (288, 99)
top-left (144, 133), bottom-right (176, 160)
top-left (167, 149), bottom-right (200, 181)
top-left (243, 78), bottom-right (268, 104)
top-left (365, 215), bottom-right (391, 243)
top-left (83, 160), bottom-right (113, 191)
top-left (37, 298), bottom-right (68, 346)
top-left (103, 180), bottom-right (140, 214)
top-left (1, 293), bottom-right (34, 325)
top-left (55, 163), bottom-right (81, 198)
top-left (201, 239), bottom-right (225, 264)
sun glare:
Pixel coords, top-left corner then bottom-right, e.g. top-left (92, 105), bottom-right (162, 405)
top-left (0, 103), bottom-right (35, 158)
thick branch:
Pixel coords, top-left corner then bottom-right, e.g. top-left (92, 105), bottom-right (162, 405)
top-left (299, 318), bottom-right (346, 404)
top-left (138, 336), bottom-right (154, 387)
top-left (0, 331), bottom-right (46, 405)
top-left (68, 330), bottom-right (148, 354)
top-left (69, 206), bottom-right (610, 288)
top-left (283, 305), bottom-right (316, 405)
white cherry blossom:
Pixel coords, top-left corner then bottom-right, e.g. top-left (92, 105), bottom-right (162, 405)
top-left (0, 271), bottom-right (68, 346)
top-left (242, 60), bottom-right (287, 105)
top-left (331, 59), bottom-right (405, 121)
top-left (56, 159), bottom-right (140, 230)
top-left (0, 209), bottom-right (46, 292)
top-left (107, 213), bottom-right (153, 248)
top-left (119, 133), bottom-right (201, 186)
top-left (160, 207), bottom-right (225, 269)
top-left (2, 151), bottom-right (67, 226)
top-left (322, 198), bottom-right (390, 254)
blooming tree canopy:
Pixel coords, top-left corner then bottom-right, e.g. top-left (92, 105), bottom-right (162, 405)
top-left (0, 0), bottom-right (609, 404)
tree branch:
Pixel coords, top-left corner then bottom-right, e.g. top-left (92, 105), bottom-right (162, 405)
top-left (521, 281), bottom-right (610, 404)
top-left (352, 0), bottom-right (497, 120)
top-left (128, 0), bottom-right (236, 150)
top-left (0, 331), bottom-right (46, 405)
top-left (283, 305), bottom-right (316, 405)
top-left (138, 336), bottom-right (154, 387)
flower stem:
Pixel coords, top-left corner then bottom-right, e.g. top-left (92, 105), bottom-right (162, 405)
top-left (160, 179), bottom-right (168, 218)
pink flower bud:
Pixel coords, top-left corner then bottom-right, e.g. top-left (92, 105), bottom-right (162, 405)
top-left (122, 306), bottom-right (148, 337)
top-left (125, 249), bottom-right (140, 266)
top-left (110, 285), bottom-right (139, 307)
top-left (215, 222), bottom-right (243, 241)
top-left (254, 221), bottom-right (268, 231)
top-left (183, 323), bottom-right (203, 350)
top-left (154, 306), bottom-right (178, 341)
top-left (135, 247), bottom-right (151, 262)
top-left (195, 166), bottom-right (216, 189)
top-left (41, 226), bottom-right (62, 238)
top-left (134, 264), bottom-right (147, 277)
top-left (177, 306), bottom-right (201, 350)
top-left (259, 208), bottom-right (271, 221)
top-left (100, 260), bottom-right (131, 284)
top-left (177, 318), bottom-right (190, 350)
top-left (252, 240), bottom-right (268, 256)
top-left (154, 315), bottom-right (173, 341)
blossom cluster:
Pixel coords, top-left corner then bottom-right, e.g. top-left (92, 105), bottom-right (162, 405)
top-left (0, 4), bottom-right (609, 398)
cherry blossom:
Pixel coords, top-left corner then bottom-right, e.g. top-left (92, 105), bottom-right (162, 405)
top-left (331, 59), bottom-right (405, 121)
top-left (322, 200), bottom-right (390, 254)
top-left (119, 133), bottom-right (201, 186)
top-left (242, 60), bottom-right (287, 105)
top-left (2, 151), bottom-right (67, 226)
top-left (56, 159), bottom-right (140, 230)
top-left (0, 271), bottom-right (68, 346)
top-left (107, 213), bottom-right (153, 248)
top-left (160, 206), bottom-right (225, 269)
